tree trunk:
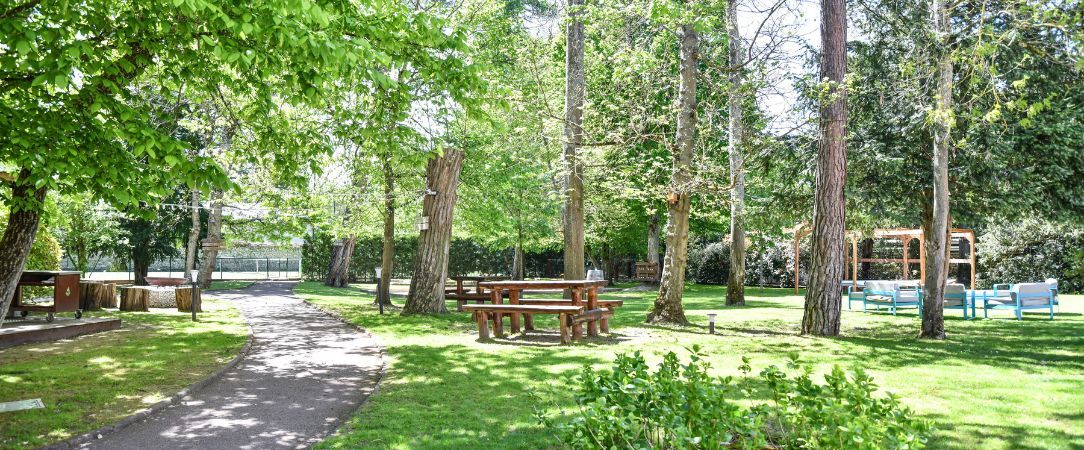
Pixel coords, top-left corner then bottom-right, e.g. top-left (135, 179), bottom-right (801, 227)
top-left (133, 250), bottom-right (151, 286)
top-left (646, 210), bottom-right (661, 283)
top-left (922, 0), bottom-right (953, 340)
top-left (185, 188), bottom-right (201, 281)
top-left (326, 236), bottom-right (356, 288)
top-left (726, 0), bottom-right (746, 307)
top-left (801, 0), bottom-right (848, 336)
top-left (377, 159), bottom-right (395, 306)
top-left (197, 188), bottom-right (224, 289)
top-left (562, 0), bottom-right (586, 285)
top-left (0, 175), bottom-right (46, 327)
top-left (647, 21), bottom-right (698, 326)
top-left (402, 149), bottom-right (465, 315)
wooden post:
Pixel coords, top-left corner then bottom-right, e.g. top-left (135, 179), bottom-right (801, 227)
top-left (509, 289), bottom-right (520, 334)
top-left (571, 288), bottom-right (583, 339)
top-left (969, 231), bottom-right (977, 289)
top-left (475, 311), bottom-right (489, 340)
top-left (851, 236), bottom-right (858, 284)
top-left (902, 237), bottom-right (911, 280)
top-left (919, 232), bottom-right (926, 282)
top-left (559, 313), bottom-right (571, 345)
top-left (586, 287), bottom-right (598, 337)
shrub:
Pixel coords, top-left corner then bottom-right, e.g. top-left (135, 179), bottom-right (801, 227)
top-left (544, 350), bottom-right (930, 450)
top-left (977, 219), bottom-right (1084, 293)
top-left (692, 242), bottom-right (730, 284)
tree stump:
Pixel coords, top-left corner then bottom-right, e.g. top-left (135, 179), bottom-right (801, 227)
top-left (79, 281), bottom-right (116, 310)
top-left (120, 286), bottom-right (150, 312)
top-left (97, 283), bottom-right (118, 308)
top-left (175, 286), bottom-right (202, 312)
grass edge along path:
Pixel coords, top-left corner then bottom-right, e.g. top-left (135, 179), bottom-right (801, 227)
top-left (0, 298), bottom-right (249, 449)
top-left (296, 281), bottom-right (1084, 450)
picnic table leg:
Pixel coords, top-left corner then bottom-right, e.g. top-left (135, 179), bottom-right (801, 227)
top-left (524, 313), bottom-right (535, 331)
top-left (509, 289), bottom-right (521, 334)
top-left (586, 287), bottom-right (599, 337)
top-left (493, 311), bottom-right (505, 337)
top-left (476, 311), bottom-right (490, 340)
top-left (571, 288), bottom-right (584, 340)
top-left (559, 313), bottom-right (571, 345)
top-left (600, 311), bottom-right (609, 333)
top-left (457, 279), bottom-right (465, 295)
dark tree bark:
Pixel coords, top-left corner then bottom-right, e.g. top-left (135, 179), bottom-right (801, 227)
top-left (326, 236), bottom-right (356, 288)
top-left (0, 174), bottom-right (47, 326)
top-left (562, 0), bottom-right (586, 284)
top-left (402, 149), bottom-right (465, 315)
top-left (512, 244), bottom-right (525, 280)
top-left (197, 188), bottom-right (223, 289)
top-left (377, 160), bottom-right (395, 306)
top-left (801, 0), bottom-right (848, 336)
top-left (726, 0), bottom-right (746, 307)
top-left (647, 21), bottom-right (698, 325)
top-left (860, 238), bottom-right (873, 280)
top-left (133, 250), bottom-right (151, 286)
top-left (922, 0), bottom-right (953, 339)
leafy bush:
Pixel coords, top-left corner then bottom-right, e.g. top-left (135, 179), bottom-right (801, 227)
top-left (543, 349), bottom-right (929, 449)
top-left (27, 227), bottom-right (62, 271)
top-left (977, 219), bottom-right (1084, 293)
top-left (692, 241), bottom-right (730, 284)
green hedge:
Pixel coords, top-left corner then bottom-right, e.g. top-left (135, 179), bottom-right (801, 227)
top-left (301, 230), bottom-right (513, 282)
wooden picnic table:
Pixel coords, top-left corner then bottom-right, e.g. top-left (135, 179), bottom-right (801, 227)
top-left (449, 275), bottom-right (508, 295)
top-left (477, 279), bottom-right (610, 341)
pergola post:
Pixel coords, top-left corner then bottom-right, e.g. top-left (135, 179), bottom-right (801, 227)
top-left (851, 236), bottom-right (858, 284)
top-left (902, 237), bottom-right (911, 279)
top-left (919, 232), bottom-right (926, 282)
top-left (968, 231), bottom-right (977, 289)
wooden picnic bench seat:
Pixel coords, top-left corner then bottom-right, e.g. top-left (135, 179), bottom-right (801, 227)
top-left (514, 298), bottom-right (622, 332)
top-left (446, 292), bottom-right (490, 311)
top-left (463, 304), bottom-right (608, 344)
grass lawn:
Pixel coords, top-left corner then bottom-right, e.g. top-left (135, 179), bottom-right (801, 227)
top-left (0, 299), bottom-right (249, 449)
top-left (295, 282), bottom-right (1084, 450)
top-left (206, 280), bottom-right (255, 291)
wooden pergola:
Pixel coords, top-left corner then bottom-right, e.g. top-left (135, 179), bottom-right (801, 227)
top-left (791, 226), bottom-right (977, 293)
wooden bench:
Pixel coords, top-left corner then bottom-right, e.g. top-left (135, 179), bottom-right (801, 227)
top-left (515, 299), bottom-right (623, 332)
top-left (463, 304), bottom-right (590, 344)
top-left (447, 293), bottom-right (491, 312)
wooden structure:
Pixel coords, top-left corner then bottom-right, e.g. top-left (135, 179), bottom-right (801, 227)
top-left (9, 271), bottom-right (81, 322)
top-left (633, 262), bottom-right (658, 282)
top-left (791, 226), bottom-right (977, 294)
top-left (119, 286), bottom-right (150, 311)
top-left (78, 281), bottom-right (116, 310)
top-left (471, 280), bottom-right (615, 344)
top-left (446, 276), bottom-right (509, 312)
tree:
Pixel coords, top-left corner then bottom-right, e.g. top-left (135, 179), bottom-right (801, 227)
top-left (0, 0), bottom-right (483, 325)
top-left (563, 0), bottom-right (587, 284)
top-left (921, 0), bottom-right (953, 339)
top-left (647, 13), bottom-right (699, 326)
top-left (116, 192), bottom-right (190, 286)
top-left (55, 194), bottom-right (120, 274)
top-left (801, 0), bottom-right (848, 336)
top-left (402, 149), bottom-right (466, 315)
top-left (725, 0), bottom-right (747, 306)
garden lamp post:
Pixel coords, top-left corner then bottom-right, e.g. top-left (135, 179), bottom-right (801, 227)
top-left (706, 313), bottom-right (717, 334)
top-left (190, 269), bottom-right (200, 322)
top-left (375, 267), bottom-right (384, 315)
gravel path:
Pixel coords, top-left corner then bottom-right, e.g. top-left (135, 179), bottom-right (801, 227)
top-left (85, 282), bottom-right (383, 449)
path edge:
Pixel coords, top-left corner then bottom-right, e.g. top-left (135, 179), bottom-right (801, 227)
top-left (45, 317), bottom-right (256, 449)
top-left (296, 295), bottom-right (389, 443)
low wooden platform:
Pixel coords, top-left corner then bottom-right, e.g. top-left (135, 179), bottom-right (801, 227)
top-left (0, 317), bottom-right (122, 349)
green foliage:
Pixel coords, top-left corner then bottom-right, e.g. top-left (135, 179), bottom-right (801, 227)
top-left (977, 219), bottom-right (1084, 293)
top-left (54, 193), bottom-right (121, 273)
top-left (545, 350), bottom-right (930, 449)
top-left (26, 225), bottom-right (61, 271)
